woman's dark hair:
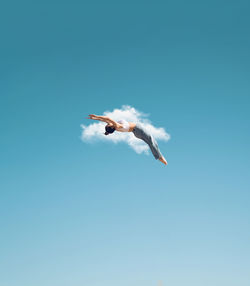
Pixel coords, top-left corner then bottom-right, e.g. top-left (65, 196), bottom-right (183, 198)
top-left (105, 125), bottom-right (116, 135)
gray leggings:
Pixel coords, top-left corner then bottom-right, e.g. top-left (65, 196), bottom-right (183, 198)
top-left (132, 123), bottom-right (163, 160)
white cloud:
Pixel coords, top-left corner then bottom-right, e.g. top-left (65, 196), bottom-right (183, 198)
top-left (80, 105), bottom-right (170, 154)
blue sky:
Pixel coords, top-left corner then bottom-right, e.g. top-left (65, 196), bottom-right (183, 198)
top-left (1, 0), bottom-right (250, 285)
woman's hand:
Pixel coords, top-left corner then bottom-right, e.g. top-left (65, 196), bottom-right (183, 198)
top-left (87, 114), bottom-right (99, 120)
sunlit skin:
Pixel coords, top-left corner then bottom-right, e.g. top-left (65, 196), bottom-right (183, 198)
top-left (87, 114), bottom-right (167, 165)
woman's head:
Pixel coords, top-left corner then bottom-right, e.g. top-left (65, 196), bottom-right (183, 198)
top-left (104, 124), bottom-right (116, 135)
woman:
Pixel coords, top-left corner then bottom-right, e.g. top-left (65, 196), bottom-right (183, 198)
top-left (87, 114), bottom-right (167, 165)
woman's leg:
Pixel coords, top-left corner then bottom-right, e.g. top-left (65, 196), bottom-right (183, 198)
top-left (147, 135), bottom-right (162, 160)
top-left (132, 124), bottom-right (167, 164)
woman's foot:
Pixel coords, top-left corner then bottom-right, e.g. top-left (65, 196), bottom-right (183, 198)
top-left (159, 156), bottom-right (167, 165)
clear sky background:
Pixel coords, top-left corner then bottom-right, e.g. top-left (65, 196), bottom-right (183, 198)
top-left (1, 0), bottom-right (250, 285)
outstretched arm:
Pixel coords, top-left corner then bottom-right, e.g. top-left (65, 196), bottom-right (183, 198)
top-left (87, 114), bottom-right (120, 128)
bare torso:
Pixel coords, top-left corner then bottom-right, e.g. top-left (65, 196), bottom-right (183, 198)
top-left (128, 122), bottom-right (136, 132)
